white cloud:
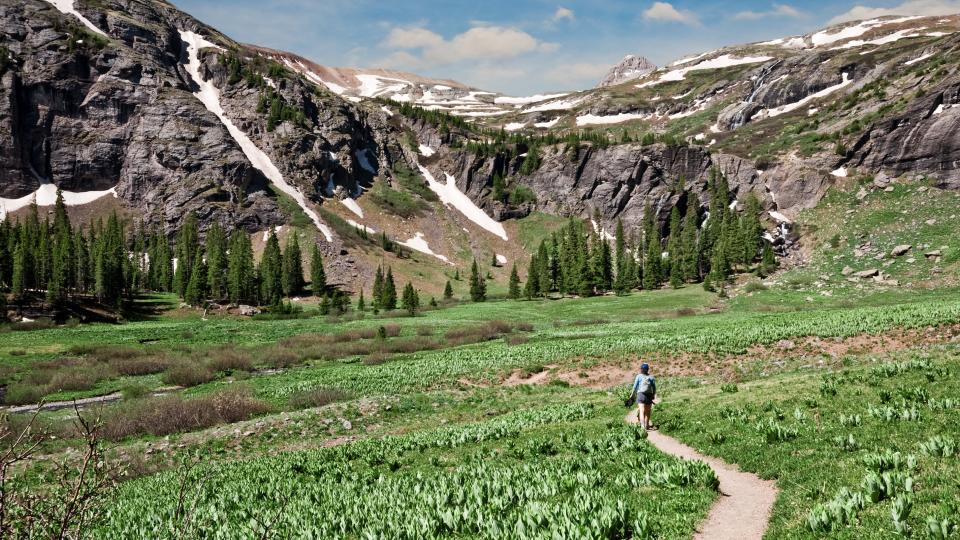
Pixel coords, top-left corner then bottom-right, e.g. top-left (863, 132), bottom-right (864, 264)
top-left (382, 25), bottom-right (558, 65)
top-left (643, 2), bottom-right (701, 26)
top-left (552, 7), bottom-right (575, 22)
top-left (734, 4), bottom-right (805, 20)
top-left (828, 0), bottom-right (960, 24)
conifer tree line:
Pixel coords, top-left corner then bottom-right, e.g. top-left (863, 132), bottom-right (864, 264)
top-left (520, 169), bottom-right (776, 298)
top-left (0, 194), bottom-right (329, 310)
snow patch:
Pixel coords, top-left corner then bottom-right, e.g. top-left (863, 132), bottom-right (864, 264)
top-left (504, 122), bottom-right (527, 131)
top-left (43, 0), bottom-right (106, 37)
top-left (355, 74), bottom-right (410, 98)
top-left (769, 211), bottom-right (792, 223)
top-left (400, 232), bottom-right (451, 264)
top-left (417, 165), bottom-right (508, 240)
top-left (496, 254), bottom-right (507, 265)
top-left (380, 106), bottom-right (394, 117)
top-left (524, 97), bottom-right (584, 113)
top-left (0, 184), bottom-right (117, 220)
top-left (341, 198), bottom-right (363, 218)
top-left (811, 17), bottom-right (920, 47)
top-left (765, 72), bottom-right (851, 118)
top-left (833, 28), bottom-right (925, 51)
top-left (534, 118), bottom-right (560, 128)
top-left (637, 54), bottom-right (772, 88)
top-left (495, 93), bottom-right (568, 105)
top-left (831, 167), bottom-right (848, 178)
top-left (576, 112), bottom-right (648, 126)
top-left (179, 30), bottom-right (332, 242)
top-left (418, 144), bottom-right (435, 157)
top-left (346, 219), bottom-right (376, 234)
top-left (905, 52), bottom-right (935, 66)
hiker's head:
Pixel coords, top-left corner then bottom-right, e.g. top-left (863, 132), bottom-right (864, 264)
top-left (640, 363), bottom-right (650, 374)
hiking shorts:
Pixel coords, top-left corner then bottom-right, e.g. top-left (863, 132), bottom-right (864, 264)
top-left (636, 394), bottom-right (655, 406)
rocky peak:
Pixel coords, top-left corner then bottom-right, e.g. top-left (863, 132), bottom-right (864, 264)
top-left (598, 55), bottom-right (656, 87)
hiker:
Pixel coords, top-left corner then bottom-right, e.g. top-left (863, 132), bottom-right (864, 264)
top-left (630, 363), bottom-right (656, 430)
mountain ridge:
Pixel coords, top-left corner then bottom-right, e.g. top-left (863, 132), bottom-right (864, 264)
top-left (2, 0), bottom-right (959, 294)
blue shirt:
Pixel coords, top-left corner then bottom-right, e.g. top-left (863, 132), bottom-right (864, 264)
top-left (633, 374), bottom-right (655, 396)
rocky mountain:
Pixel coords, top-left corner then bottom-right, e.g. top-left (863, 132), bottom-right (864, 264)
top-left (598, 55), bottom-right (656, 87)
top-left (1, 0), bottom-right (959, 292)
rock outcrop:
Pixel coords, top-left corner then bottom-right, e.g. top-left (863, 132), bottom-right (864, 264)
top-left (598, 55), bottom-right (656, 87)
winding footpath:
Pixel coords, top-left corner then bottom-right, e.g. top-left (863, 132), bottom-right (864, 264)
top-left (625, 412), bottom-right (778, 540)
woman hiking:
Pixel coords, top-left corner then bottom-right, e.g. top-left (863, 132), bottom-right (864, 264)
top-left (629, 363), bottom-right (656, 430)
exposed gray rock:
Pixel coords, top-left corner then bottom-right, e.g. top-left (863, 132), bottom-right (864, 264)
top-left (854, 268), bottom-right (879, 278)
top-left (598, 55), bottom-right (656, 88)
top-left (891, 245), bottom-right (912, 257)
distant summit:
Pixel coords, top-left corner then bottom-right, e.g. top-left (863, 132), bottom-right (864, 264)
top-left (598, 55), bottom-right (656, 87)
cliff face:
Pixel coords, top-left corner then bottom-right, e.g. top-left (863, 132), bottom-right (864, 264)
top-left (0, 0), bottom-right (406, 238)
top-left (2, 0), bottom-right (960, 286)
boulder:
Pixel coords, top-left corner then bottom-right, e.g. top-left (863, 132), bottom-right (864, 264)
top-left (854, 269), bottom-right (880, 279)
top-left (925, 250), bottom-right (943, 258)
top-left (238, 305), bottom-right (260, 316)
top-left (891, 245), bottom-right (912, 257)
top-left (841, 266), bottom-right (854, 276)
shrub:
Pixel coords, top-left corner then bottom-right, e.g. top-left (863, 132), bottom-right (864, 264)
top-left (363, 352), bottom-right (390, 365)
top-left (205, 347), bottom-right (253, 373)
top-left (287, 387), bottom-right (352, 409)
top-left (121, 383), bottom-right (150, 400)
top-left (505, 334), bottom-right (529, 346)
top-left (3, 383), bottom-right (47, 405)
top-left (743, 281), bottom-right (768, 293)
top-left (109, 354), bottom-right (172, 376)
top-left (102, 387), bottom-right (273, 440)
top-left (416, 326), bottom-right (434, 337)
top-left (720, 383), bottom-right (739, 393)
top-left (46, 369), bottom-right (101, 393)
top-left (161, 362), bottom-right (215, 387)
top-left (260, 349), bottom-right (302, 369)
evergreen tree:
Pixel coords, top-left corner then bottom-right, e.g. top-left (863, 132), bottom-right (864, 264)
top-left (281, 233), bottom-right (304, 297)
top-left (310, 242), bottom-right (326, 297)
top-left (642, 221), bottom-right (662, 290)
top-left (667, 206), bottom-right (684, 289)
top-left (48, 191), bottom-right (73, 304)
top-left (549, 235), bottom-right (560, 291)
top-left (227, 231), bottom-right (256, 304)
top-left (681, 195), bottom-right (700, 282)
top-left (597, 238), bottom-right (613, 292)
top-left (94, 213), bottom-right (125, 307)
top-left (759, 241), bottom-right (778, 277)
top-left (382, 267), bottom-right (397, 310)
top-left (372, 266), bottom-right (384, 310)
top-left (523, 256), bottom-right (538, 299)
top-left (740, 194), bottom-right (764, 265)
top-left (357, 289), bottom-right (365, 312)
top-left (536, 241), bottom-right (551, 295)
top-left (37, 219), bottom-right (51, 291)
top-left (173, 213), bottom-right (199, 297)
top-left (259, 231), bottom-right (283, 305)
top-left (184, 247), bottom-right (208, 306)
top-left (508, 263), bottom-right (521, 299)
top-left (443, 280), bottom-right (454, 300)
top-left (11, 242), bottom-right (25, 300)
top-left (401, 282), bottom-right (420, 316)
top-left (613, 218), bottom-right (627, 292)
top-left (75, 229), bottom-right (89, 294)
top-left (469, 259), bottom-right (486, 302)
top-left (205, 223), bottom-right (228, 300)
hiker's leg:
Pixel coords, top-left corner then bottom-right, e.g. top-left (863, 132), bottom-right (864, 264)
top-left (643, 404), bottom-right (652, 429)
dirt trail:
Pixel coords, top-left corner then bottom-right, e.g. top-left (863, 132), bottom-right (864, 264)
top-left (625, 412), bottom-right (778, 540)
top-left (4, 387), bottom-right (181, 415)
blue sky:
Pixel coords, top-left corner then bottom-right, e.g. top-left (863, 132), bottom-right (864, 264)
top-left (174, 0), bottom-right (960, 95)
